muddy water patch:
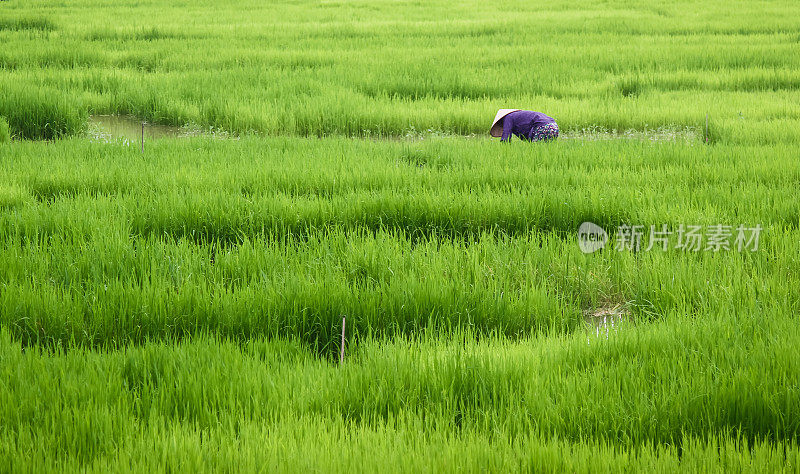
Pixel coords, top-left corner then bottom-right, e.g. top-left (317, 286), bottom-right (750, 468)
top-left (87, 115), bottom-right (232, 143)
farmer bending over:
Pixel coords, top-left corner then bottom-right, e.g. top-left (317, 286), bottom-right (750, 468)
top-left (490, 109), bottom-right (559, 142)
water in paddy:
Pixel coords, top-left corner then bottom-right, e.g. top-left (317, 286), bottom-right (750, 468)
top-left (377, 125), bottom-right (702, 143)
top-left (87, 115), bottom-right (238, 143)
top-left (89, 115), bottom-right (182, 141)
top-left (559, 126), bottom-right (702, 142)
top-left (87, 115), bottom-right (701, 143)
top-left (87, 115), bottom-right (187, 142)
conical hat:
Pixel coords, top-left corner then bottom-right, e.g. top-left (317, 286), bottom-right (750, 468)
top-left (490, 109), bottom-right (520, 137)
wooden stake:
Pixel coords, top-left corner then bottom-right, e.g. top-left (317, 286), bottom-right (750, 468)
top-left (340, 316), bottom-right (346, 364)
top-left (704, 113), bottom-right (709, 144)
top-left (141, 121), bottom-right (144, 153)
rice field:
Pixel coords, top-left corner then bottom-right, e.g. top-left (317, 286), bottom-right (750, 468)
top-left (1, 0), bottom-right (799, 471)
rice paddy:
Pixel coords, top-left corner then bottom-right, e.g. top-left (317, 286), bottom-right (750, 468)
top-left (1, 0), bottom-right (799, 471)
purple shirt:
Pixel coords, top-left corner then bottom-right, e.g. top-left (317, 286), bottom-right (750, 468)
top-left (501, 110), bottom-right (556, 142)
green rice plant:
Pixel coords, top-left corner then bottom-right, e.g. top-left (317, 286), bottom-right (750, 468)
top-left (1, 321), bottom-right (799, 471)
top-left (1, 0), bottom-right (799, 468)
top-left (0, 184), bottom-right (28, 209)
top-left (0, 138), bottom-right (797, 353)
top-left (0, 138), bottom-right (797, 469)
top-left (0, 83), bottom-right (86, 140)
top-left (0, 15), bottom-right (56, 32)
top-left (2, 0), bottom-right (800, 142)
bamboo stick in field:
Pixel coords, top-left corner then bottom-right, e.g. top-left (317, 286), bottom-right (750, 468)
top-left (340, 316), bottom-right (346, 364)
